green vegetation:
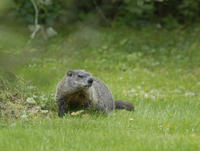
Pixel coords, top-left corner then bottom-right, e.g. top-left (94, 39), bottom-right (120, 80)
top-left (11, 0), bottom-right (200, 26)
top-left (1, 18), bottom-right (200, 150)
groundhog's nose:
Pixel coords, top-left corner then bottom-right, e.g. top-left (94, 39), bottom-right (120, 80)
top-left (88, 78), bottom-right (93, 85)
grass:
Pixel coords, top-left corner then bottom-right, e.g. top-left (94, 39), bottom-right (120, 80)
top-left (0, 19), bottom-right (200, 151)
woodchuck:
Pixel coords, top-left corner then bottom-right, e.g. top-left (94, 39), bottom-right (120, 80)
top-left (55, 70), bottom-right (134, 117)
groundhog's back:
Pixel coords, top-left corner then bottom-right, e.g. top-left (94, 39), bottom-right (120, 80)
top-left (92, 78), bottom-right (115, 112)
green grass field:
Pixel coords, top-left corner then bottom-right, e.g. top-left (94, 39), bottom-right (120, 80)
top-left (0, 20), bottom-right (200, 151)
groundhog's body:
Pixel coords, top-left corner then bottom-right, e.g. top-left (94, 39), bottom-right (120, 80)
top-left (55, 70), bottom-right (133, 117)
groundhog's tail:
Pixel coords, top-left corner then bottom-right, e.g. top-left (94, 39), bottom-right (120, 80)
top-left (115, 100), bottom-right (134, 111)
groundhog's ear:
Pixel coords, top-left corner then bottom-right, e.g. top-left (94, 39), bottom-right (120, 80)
top-left (67, 71), bottom-right (73, 77)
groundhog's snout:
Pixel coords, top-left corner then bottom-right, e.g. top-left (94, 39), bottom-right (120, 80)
top-left (87, 78), bottom-right (93, 86)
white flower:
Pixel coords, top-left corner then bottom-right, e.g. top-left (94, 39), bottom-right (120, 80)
top-left (144, 93), bottom-right (148, 98)
top-left (26, 97), bottom-right (36, 105)
top-left (130, 88), bottom-right (135, 93)
top-left (185, 92), bottom-right (195, 97)
top-left (41, 110), bottom-right (48, 114)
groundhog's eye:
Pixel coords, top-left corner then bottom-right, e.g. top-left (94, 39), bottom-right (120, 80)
top-left (78, 75), bottom-right (84, 78)
top-left (67, 71), bottom-right (72, 77)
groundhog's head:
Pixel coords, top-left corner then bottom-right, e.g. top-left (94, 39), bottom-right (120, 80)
top-left (61, 70), bottom-right (94, 94)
